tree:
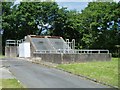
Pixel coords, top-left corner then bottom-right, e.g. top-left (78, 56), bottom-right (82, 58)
top-left (2, 2), bottom-right (60, 39)
top-left (78, 2), bottom-right (120, 50)
top-left (2, 1), bottom-right (120, 56)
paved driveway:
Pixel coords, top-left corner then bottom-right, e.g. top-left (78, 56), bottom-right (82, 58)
top-left (1, 58), bottom-right (109, 88)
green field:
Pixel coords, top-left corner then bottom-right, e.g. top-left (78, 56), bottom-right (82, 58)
top-left (0, 79), bottom-right (24, 89)
top-left (0, 55), bottom-right (5, 58)
top-left (57, 58), bottom-right (119, 87)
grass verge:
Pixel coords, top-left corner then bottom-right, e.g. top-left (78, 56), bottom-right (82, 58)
top-left (0, 55), bottom-right (5, 59)
top-left (0, 79), bottom-right (24, 89)
top-left (57, 58), bottom-right (119, 87)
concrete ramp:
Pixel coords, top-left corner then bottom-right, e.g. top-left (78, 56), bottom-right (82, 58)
top-left (31, 38), bottom-right (49, 50)
top-left (48, 38), bottom-right (68, 50)
top-left (29, 36), bottom-right (69, 51)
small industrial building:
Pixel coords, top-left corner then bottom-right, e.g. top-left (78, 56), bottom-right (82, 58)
top-left (5, 35), bottom-right (111, 64)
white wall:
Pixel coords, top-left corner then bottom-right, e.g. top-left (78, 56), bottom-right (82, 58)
top-left (19, 42), bottom-right (30, 58)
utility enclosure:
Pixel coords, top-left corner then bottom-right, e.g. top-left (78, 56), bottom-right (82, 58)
top-left (19, 42), bottom-right (30, 58)
top-left (5, 35), bottom-right (111, 63)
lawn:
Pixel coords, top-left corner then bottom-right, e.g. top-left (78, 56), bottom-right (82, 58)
top-left (0, 79), bottom-right (24, 89)
top-left (0, 55), bottom-right (5, 59)
top-left (57, 58), bottom-right (119, 87)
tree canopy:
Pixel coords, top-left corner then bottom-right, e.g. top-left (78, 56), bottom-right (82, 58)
top-left (79, 2), bottom-right (120, 53)
top-left (2, 1), bottom-right (120, 56)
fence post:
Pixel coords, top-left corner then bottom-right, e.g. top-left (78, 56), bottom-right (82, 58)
top-left (98, 50), bottom-right (100, 54)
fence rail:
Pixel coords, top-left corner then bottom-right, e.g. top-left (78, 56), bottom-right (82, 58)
top-left (34, 49), bottom-right (109, 54)
top-left (6, 39), bottom-right (24, 46)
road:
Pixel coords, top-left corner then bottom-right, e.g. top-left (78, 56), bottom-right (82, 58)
top-left (1, 58), bottom-right (109, 88)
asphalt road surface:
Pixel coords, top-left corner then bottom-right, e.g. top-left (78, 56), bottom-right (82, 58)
top-left (1, 58), bottom-right (110, 88)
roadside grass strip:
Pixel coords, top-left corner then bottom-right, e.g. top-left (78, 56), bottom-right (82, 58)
top-left (0, 55), bottom-right (5, 59)
top-left (0, 79), bottom-right (23, 89)
top-left (57, 58), bottom-right (119, 87)
top-left (0, 79), bottom-right (1, 89)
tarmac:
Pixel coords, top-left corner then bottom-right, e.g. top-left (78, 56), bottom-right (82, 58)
top-left (0, 59), bottom-right (15, 79)
top-left (1, 58), bottom-right (110, 88)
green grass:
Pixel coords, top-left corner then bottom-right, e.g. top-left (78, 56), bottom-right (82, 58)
top-left (0, 55), bottom-right (5, 58)
top-left (57, 58), bottom-right (119, 87)
top-left (0, 79), bottom-right (24, 89)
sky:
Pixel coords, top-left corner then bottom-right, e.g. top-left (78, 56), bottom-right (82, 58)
top-left (14, 0), bottom-right (120, 12)
top-left (57, 2), bottom-right (88, 12)
top-left (56, 0), bottom-right (120, 12)
top-left (14, 0), bottom-right (89, 12)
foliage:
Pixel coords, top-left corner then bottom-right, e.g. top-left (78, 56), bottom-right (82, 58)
top-left (2, 1), bottom-right (120, 55)
top-left (79, 2), bottom-right (120, 50)
top-left (0, 79), bottom-right (24, 88)
top-left (2, 2), bottom-right (59, 39)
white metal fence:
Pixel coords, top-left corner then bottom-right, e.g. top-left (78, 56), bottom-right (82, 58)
top-left (34, 49), bottom-right (109, 54)
top-left (6, 39), bottom-right (24, 46)
top-left (6, 39), bottom-right (110, 54)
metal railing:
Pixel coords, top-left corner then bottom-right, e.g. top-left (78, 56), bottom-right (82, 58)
top-left (34, 49), bottom-right (109, 54)
top-left (6, 39), bottom-right (24, 46)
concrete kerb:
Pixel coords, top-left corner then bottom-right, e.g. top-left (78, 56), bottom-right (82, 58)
top-left (56, 68), bottom-right (118, 89)
top-left (1, 59), bottom-right (26, 88)
top-left (16, 57), bottom-right (58, 68)
top-left (0, 65), bottom-right (25, 87)
top-left (7, 67), bottom-right (26, 88)
top-left (31, 58), bottom-right (58, 68)
top-left (0, 67), bottom-right (14, 79)
top-left (0, 58), bottom-right (27, 88)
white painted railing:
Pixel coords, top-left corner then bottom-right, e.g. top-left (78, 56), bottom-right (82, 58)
top-left (6, 39), bottom-right (24, 46)
top-left (34, 49), bottom-right (109, 54)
